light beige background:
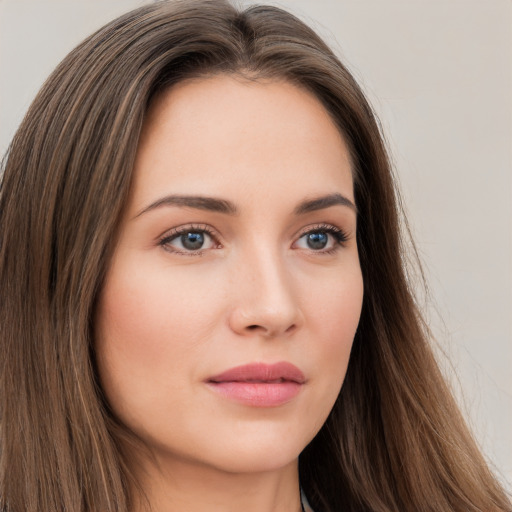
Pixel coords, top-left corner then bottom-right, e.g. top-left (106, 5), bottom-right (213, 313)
top-left (1, 0), bottom-right (511, 489)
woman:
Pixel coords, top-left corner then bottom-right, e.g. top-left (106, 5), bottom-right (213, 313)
top-left (0, 1), bottom-right (510, 511)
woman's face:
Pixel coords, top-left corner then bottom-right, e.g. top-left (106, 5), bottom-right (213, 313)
top-left (95, 75), bottom-right (363, 475)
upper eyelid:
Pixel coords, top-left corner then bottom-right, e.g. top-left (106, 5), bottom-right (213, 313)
top-left (158, 222), bottom-right (346, 237)
top-left (299, 223), bottom-right (341, 233)
top-left (157, 223), bottom-right (220, 242)
top-left (295, 222), bottom-right (349, 238)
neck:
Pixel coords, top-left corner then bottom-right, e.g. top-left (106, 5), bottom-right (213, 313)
top-left (130, 452), bottom-right (303, 512)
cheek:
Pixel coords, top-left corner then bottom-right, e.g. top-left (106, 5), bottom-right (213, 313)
top-left (96, 277), bottom-right (172, 376)
top-left (93, 262), bottom-right (219, 420)
top-left (304, 262), bottom-right (363, 347)
top-left (324, 282), bottom-right (362, 347)
top-left (97, 258), bottom-right (219, 354)
top-left (305, 268), bottom-right (363, 404)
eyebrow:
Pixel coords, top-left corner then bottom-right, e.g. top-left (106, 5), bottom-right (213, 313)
top-left (294, 193), bottom-right (357, 214)
top-left (135, 195), bottom-right (238, 218)
top-left (134, 192), bottom-right (356, 219)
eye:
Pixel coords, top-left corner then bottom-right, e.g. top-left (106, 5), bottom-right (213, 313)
top-left (159, 226), bottom-right (218, 254)
top-left (294, 225), bottom-right (348, 252)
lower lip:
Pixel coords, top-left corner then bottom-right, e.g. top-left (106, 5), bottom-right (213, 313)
top-left (206, 381), bottom-right (302, 407)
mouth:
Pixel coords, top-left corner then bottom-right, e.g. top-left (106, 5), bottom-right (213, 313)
top-left (206, 362), bottom-right (306, 407)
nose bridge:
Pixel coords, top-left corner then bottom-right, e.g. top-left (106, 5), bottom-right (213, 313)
top-left (229, 237), bottom-right (301, 337)
top-left (250, 243), bottom-right (293, 304)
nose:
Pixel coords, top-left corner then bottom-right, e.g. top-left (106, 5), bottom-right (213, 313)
top-left (228, 247), bottom-right (303, 338)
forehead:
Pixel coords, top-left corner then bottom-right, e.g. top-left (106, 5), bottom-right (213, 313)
top-left (130, 75), bottom-right (354, 212)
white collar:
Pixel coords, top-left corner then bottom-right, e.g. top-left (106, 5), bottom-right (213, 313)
top-left (300, 489), bottom-right (315, 512)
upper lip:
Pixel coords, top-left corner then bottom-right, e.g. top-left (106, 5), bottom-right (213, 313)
top-left (207, 362), bottom-right (306, 384)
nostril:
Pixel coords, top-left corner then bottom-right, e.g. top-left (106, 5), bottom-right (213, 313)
top-left (285, 324), bottom-right (296, 334)
top-left (244, 323), bottom-right (297, 335)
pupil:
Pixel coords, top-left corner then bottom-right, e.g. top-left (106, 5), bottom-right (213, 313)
top-left (181, 232), bottom-right (204, 250)
top-left (307, 232), bottom-right (328, 250)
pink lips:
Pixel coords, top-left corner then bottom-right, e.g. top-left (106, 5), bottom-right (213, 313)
top-left (206, 362), bottom-right (305, 407)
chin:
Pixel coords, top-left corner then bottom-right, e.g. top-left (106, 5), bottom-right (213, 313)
top-left (144, 427), bottom-right (309, 476)
top-left (202, 445), bottom-right (302, 475)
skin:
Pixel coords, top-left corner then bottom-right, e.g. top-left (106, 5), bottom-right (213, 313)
top-left (95, 75), bottom-right (364, 512)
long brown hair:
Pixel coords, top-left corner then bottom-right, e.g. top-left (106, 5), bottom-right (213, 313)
top-left (0, 1), bottom-right (509, 511)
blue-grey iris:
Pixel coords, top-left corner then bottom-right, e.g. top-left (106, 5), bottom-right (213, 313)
top-left (181, 232), bottom-right (204, 250)
top-left (307, 232), bottom-right (328, 250)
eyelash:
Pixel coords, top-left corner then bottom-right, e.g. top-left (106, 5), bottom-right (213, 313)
top-left (158, 223), bottom-right (349, 256)
top-left (296, 223), bottom-right (349, 255)
top-left (158, 224), bottom-right (219, 256)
